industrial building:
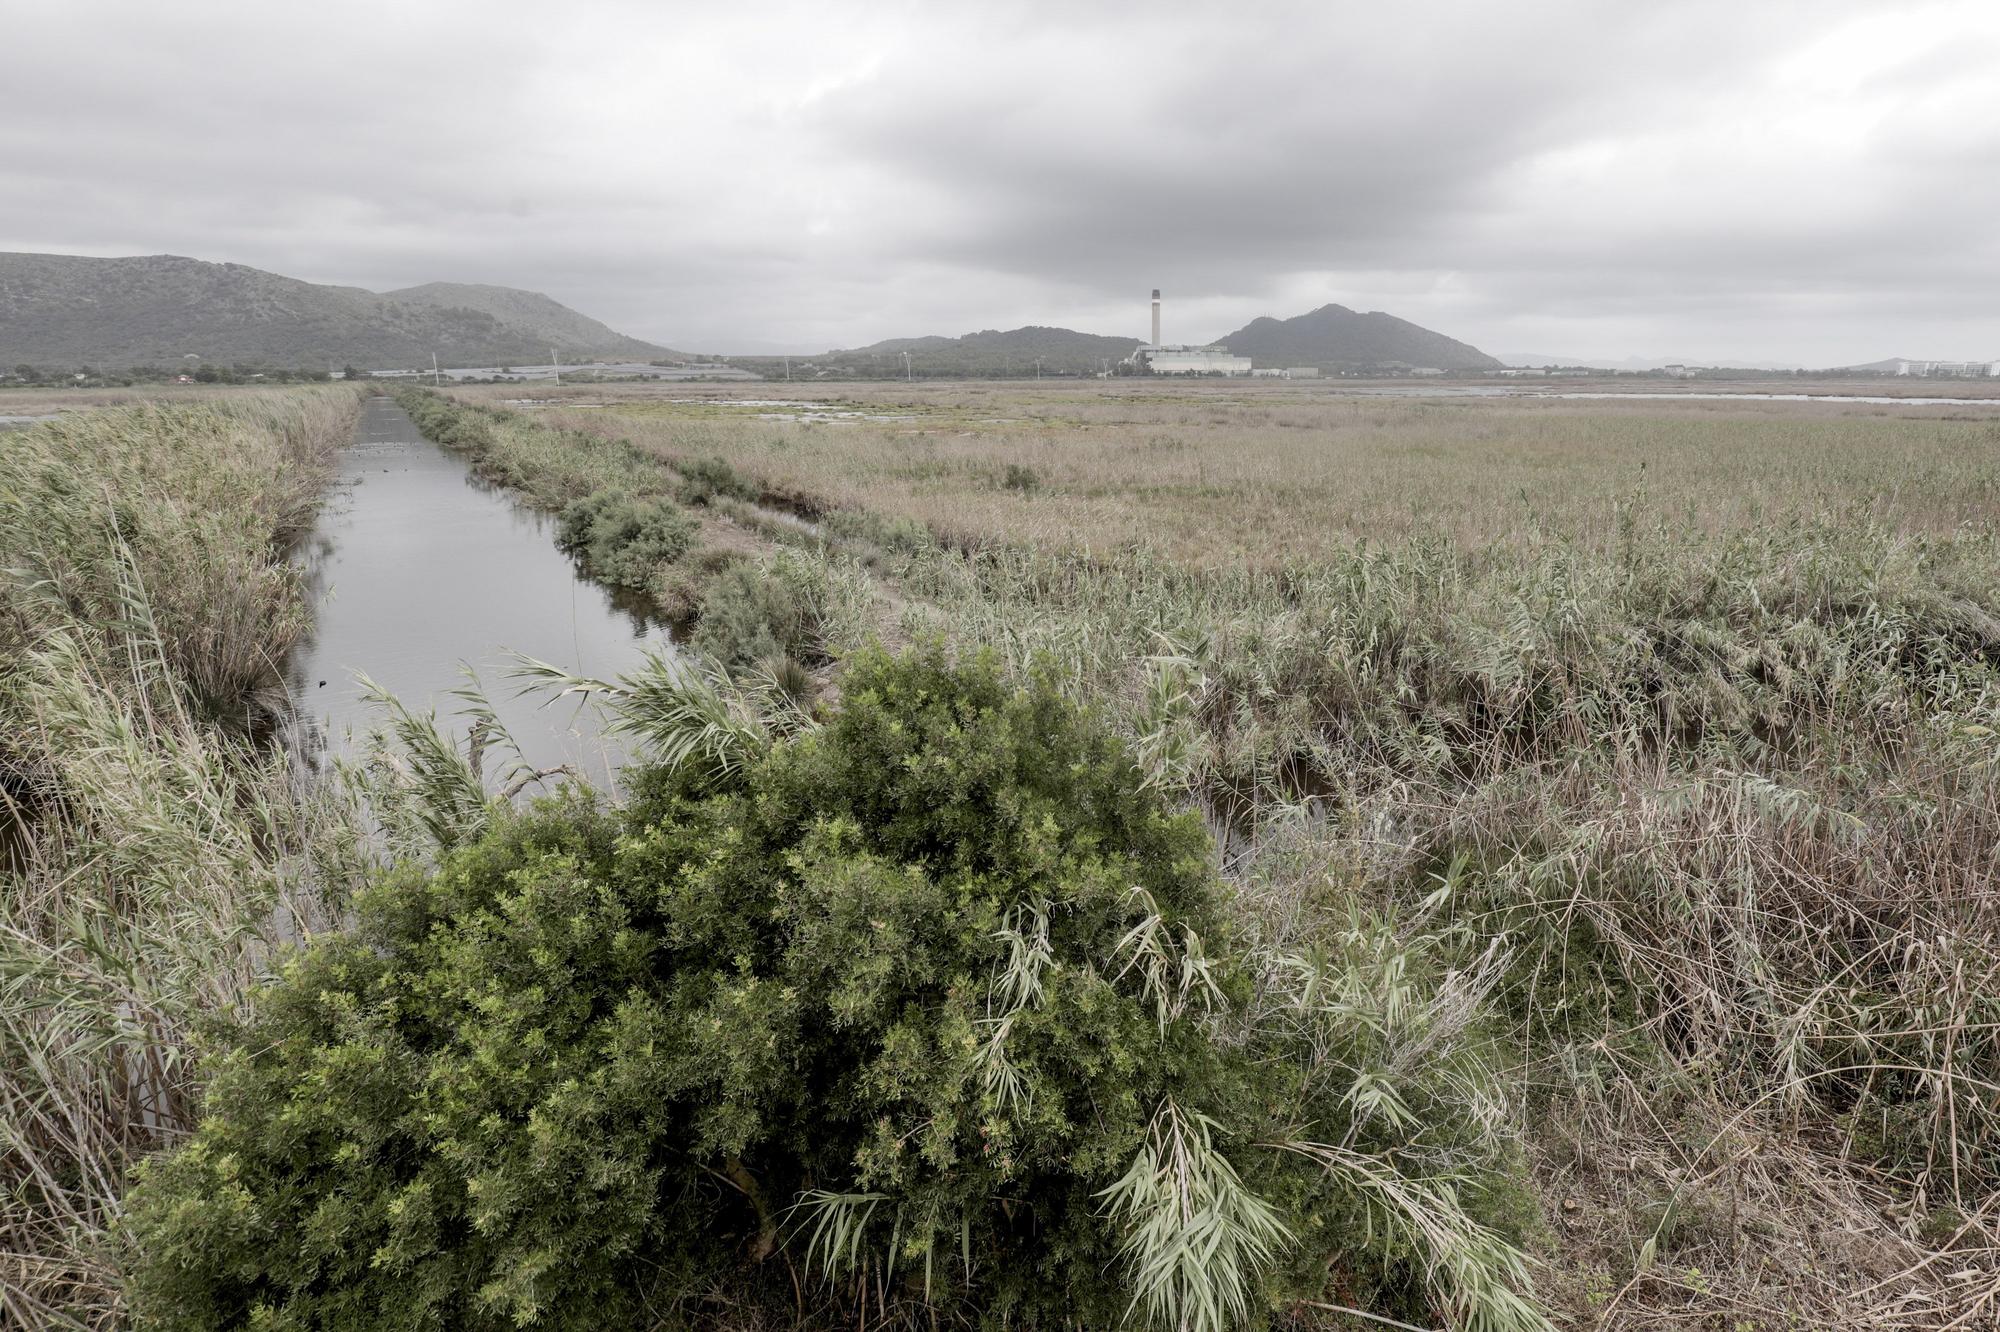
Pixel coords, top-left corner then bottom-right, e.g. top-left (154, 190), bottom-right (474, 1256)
top-left (1888, 359), bottom-right (1997, 377)
top-left (1143, 346), bottom-right (1254, 375)
top-left (1122, 289), bottom-right (1254, 376)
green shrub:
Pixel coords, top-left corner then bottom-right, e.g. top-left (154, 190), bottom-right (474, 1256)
top-left (554, 487), bottom-right (698, 590)
top-left (124, 651), bottom-right (1547, 1332)
top-left (652, 547), bottom-right (746, 621)
top-left (123, 652), bottom-right (1249, 1327)
top-left (689, 552), bottom-right (829, 668)
top-left (675, 454), bottom-right (759, 507)
top-left (823, 508), bottom-right (936, 560)
top-left (396, 388), bottom-right (497, 454)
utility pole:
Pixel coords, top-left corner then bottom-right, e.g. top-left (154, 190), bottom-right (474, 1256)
top-left (784, 355), bottom-right (791, 382)
top-left (432, 351), bottom-right (440, 387)
top-left (902, 350), bottom-right (912, 383)
top-left (1035, 357), bottom-right (1043, 381)
top-left (551, 349), bottom-right (560, 387)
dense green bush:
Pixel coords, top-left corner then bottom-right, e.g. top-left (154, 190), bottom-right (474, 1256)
top-left (123, 652), bottom-right (1223, 1326)
top-left (674, 454), bottom-right (760, 507)
top-left (1001, 463), bottom-right (1040, 493)
top-left (555, 487), bottom-right (698, 590)
top-left (688, 552), bottom-right (831, 668)
top-left (823, 508), bottom-right (937, 562)
top-left (652, 547), bottom-right (746, 621)
top-left (124, 650), bottom-right (1545, 1332)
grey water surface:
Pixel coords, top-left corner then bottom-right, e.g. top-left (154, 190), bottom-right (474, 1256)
top-left (287, 397), bottom-right (666, 784)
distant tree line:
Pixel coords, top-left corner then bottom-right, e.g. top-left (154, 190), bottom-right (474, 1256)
top-left (2, 363), bottom-right (337, 388)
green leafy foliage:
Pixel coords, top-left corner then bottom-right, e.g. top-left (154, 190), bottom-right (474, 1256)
top-left (123, 651), bottom-right (1238, 1327)
top-left (674, 454), bottom-right (760, 507)
top-left (554, 487), bottom-right (698, 590)
top-left (125, 648), bottom-right (1548, 1331)
top-left (688, 552), bottom-right (836, 668)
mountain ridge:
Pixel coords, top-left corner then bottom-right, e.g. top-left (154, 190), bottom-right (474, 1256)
top-left (1216, 303), bottom-right (1500, 371)
top-left (0, 252), bottom-right (673, 368)
top-left (825, 325), bottom-right (1143, 375)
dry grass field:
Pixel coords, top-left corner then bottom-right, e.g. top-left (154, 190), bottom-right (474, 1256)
top-left (466, 381), bottom-right (2000, 563)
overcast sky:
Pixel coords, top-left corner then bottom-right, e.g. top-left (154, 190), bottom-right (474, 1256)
top-left (5, 1), bottom-right (1997, 364)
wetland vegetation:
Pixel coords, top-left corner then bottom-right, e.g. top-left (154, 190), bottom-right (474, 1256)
top-left (5, 379), bottom-right (1999, 1330)
top-left (465, 380), bottom-right (2000, 1328)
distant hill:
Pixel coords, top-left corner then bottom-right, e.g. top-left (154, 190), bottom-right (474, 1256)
top-left (1495, 352), bottom-right (1620, 370)
top-left (1500, 352), bottom-right (1809, 372)
top-left (1837, 356), bottom-right (1997, 374)
top-left (1218, 304), bottom-right (1500, 371)
top-left (834, 326), bottom-right (1142, 376)
top-left (845, 334), bottom-right (959, 356)
top-left (384, 282), bottom-right (668, 360)
top-left (0, 252), bottom-right (674, 369)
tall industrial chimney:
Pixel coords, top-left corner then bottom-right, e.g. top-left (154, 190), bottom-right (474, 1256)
top-left (1151, 289), bottom-right (1162, 348)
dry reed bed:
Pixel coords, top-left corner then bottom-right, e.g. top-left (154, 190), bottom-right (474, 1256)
top-left (0, 389), bottom-right (363, 1329)
top-left (515, 388), bottom-right (2000, 566)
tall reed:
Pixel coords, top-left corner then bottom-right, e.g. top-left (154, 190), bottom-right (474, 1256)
top-left (0, 390), bottom-right (360, 1329)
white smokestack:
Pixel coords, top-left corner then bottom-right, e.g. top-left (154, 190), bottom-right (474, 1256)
top-left (1151, 288), bottom-right (1161, 347)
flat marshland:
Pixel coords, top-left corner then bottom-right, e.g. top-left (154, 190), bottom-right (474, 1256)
top-left (511, 381), bottom-right (2000, 558)
top-left (478, 379), bottom-right (2000, 1326)
top-left (5, 378), bottom-right (2000, 1331)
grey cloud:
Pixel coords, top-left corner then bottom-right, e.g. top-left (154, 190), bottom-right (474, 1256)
top-left (806, 5), bottom-right (1826, 283)
top-left (1, 0), bottom-right (1996, 364)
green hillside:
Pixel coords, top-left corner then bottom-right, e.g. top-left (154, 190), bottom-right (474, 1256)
top-left (0, 252), bottom-right (671, 370)
top-left (1217, 303), bottom-right (1500, 371)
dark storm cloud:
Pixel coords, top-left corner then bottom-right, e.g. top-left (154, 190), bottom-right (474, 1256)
top-left (805, 4), bottom-right (1760, 285)
top-left (3, 0), bottom-right (1997, 363)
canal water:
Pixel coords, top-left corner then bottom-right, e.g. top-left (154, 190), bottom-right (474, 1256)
top-left (286, 397), bottom-right (666, 785)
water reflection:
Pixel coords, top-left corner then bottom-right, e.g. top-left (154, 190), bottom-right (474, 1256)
top-left (287, 397), bottom-right (667, 786)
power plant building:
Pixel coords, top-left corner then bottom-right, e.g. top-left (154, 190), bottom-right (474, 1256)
top-left (1124, 288), bottom-right (1253, 376)
top-left (1143, 346), bottom-right (1254, 375)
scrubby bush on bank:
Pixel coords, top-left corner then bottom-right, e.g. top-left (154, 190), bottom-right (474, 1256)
top-left (124, 648), bottom-right (1548, 1332)
top-left (555, 486), bottom-right (698, 590)
top-left (686, 550), bottom-right (851, 668)
top-left (393, 387), bottom-right (664, 512)
top-left (674, 453), bottom-right (760, 507)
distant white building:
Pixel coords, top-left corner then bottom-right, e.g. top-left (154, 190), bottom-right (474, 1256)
top-left (1285, 366), bottom-right (1320, 378)
top-left (1133, 345), bottom-right (1253, 376)
top-left (1124, 288), bottom-right (1253, 376)
top-left (1891, 359), bottom-right (1994, 377)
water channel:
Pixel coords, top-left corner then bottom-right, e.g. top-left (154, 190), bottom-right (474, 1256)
top-left (286, 396), bottom-right (667, 784)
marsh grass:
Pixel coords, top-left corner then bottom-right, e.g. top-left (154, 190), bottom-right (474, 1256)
top-left (1, 393), bottom-right (357, 726)
top-left (457, 382), bottom-right (2000, 1327)
top-left (0, 391), bottom-right (364, 1328)
top-left (521, 385), bottom-right (2000, 566)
